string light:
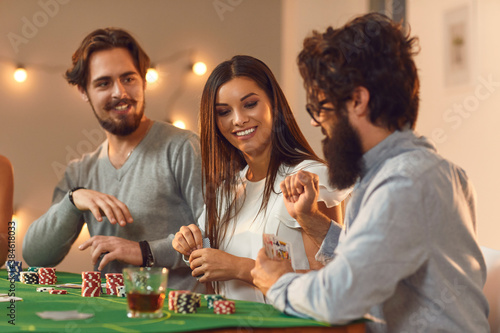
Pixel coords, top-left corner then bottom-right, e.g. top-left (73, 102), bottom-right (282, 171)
top-left (146, 67), bottom-right (159, 83)
top-left (2, 52), bottom-right (206, 123)
top-left (192, 62), bottom-right (207, 76)
top-left (173, 120), bottom-right (186, 129)
top-left (14, 67), bottom-right (27, 83)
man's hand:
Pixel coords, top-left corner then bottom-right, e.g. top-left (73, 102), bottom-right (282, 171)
top-left (189, 248), bottom-right (255, 284)
top-left (71, 189), bottom-right (133, 226)
top-left (173, 224), bottom-right (203, 256)
top-left (251, 248), bottom-right (294, 295)
top-left (280, 171), bottom-right (331, 244)
top-left (79, 236), bottom-right (142, 271)
top-left (280, 170), bottom-right (320, 220)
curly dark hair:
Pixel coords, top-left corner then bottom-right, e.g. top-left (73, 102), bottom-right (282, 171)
top-left (65, 28), bottom-right (150, 89)
top-left (298, 13), bottom-right (420, 130)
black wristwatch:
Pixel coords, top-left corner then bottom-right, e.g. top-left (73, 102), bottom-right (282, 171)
top-left (139, 241), bottom-right (155, 267)
top-left (69, 187), bottom-right (85, 206)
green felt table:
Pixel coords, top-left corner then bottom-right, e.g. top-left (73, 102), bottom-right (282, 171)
top-left (0, 270), bottom-right (365, 333)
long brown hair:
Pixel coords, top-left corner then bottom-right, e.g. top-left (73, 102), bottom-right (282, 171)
top-left (200, 55), bottom-right (322, 249)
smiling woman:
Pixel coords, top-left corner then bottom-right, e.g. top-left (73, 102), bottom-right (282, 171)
top-left (172, 55), bottom-right (352, 303)
top-left (214, 76), bottom-right (274, 172)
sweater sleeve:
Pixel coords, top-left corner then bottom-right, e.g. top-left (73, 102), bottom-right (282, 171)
top-left (148, 132), bottom-right (204, 270)
top-left (22, 166), bottom-right (85, 267)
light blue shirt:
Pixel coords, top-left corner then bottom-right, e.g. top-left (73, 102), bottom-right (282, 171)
top-left (266, 129), bottom-right (490, 332)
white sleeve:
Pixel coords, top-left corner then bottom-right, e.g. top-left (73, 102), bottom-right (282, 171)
top-left (299, 161), bottom-right (352, 208)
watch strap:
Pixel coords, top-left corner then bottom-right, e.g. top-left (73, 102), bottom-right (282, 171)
top-left (69, 187), bottom-right (85, 206)
top-left (139, 240), bottom-right (154, 267)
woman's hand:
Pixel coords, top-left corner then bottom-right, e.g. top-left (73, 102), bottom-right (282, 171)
top-left (189, 248), bottom-right (255, 284)
top-left (172, 224), bottom-right (203, 256)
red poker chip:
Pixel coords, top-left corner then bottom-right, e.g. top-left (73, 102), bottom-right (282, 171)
top-left (213, 300), bottom-right (236, 314)
top-left (82, 286), bottom-right (101, 297)
top-left (105, 273), bottom-right (123, 278)
top-left (82, 272), bottom-right (101, 279)
top-left (49, 290), bottom-right (67, 294)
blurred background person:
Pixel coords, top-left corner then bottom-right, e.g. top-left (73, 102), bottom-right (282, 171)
top-left (0, 155), bottom-right (14, 265)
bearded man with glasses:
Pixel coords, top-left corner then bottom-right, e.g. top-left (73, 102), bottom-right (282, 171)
top-left (251, 13), bottom-right (489, 332)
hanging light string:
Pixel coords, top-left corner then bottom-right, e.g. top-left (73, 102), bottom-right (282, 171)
top-left (1, 51), bottom-right (207, 128)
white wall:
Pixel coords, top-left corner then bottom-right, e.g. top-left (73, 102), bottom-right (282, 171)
top-left (0, 0), bottom-right (282, 273)
top-left (408, 0), bottom-right (500, 249)
top-left (281, 0), bottom-right (368, 156)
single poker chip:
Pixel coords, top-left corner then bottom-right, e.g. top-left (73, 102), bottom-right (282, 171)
top-left (176, 304), bottom-right (197, 314)
top-left (49, 289), bottom-right (68, 294)
top-left (28, 267), bottom-right (41, 272)
top-left (39, 279), bottom-right (57, 285)
top-left (37, 287), bottom-right (55, 292)
top-left (39, 267), bottom-right (56, 274)
top-left (105, 273), bottom-right (123, 279)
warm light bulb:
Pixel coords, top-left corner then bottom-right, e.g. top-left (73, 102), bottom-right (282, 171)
top-left (14, 67), bottom-right (27, 82)
top-left (146, 68), bottom-right (159, 83)
top-left (173, 120), bottom-right (186, 129)
top-left (192, 62), bottom-right (207, 76)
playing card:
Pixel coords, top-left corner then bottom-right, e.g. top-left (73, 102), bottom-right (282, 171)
top-left (263, 233), bottom-right (291, 261)
top-left (36, 310), bottom-right (94, 321)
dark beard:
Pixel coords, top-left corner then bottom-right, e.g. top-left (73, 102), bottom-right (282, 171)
top-left (322, 112), bottom-right (364, 190)
top-left (90, 98), bottom-right (144, 136)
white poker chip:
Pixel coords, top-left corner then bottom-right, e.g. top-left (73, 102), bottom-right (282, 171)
top-left (37, 287), bottom-right (55, 292)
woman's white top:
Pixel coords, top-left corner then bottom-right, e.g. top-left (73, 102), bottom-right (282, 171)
top-left (198, 160), bottom-right (351, 303)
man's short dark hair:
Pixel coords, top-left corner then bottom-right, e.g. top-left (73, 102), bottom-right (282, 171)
top-left (65, 28), bottom-right (150, 89)
top-left (298, 13), bottom-right (420, 130)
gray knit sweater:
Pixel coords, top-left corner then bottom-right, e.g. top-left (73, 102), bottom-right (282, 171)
top-left (23, 121), bottom-right (204, 290)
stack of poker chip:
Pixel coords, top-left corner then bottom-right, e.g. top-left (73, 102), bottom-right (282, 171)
top-left (38, 267), bottom-right (57, 285)
top-left (192, 293), bottom-right (202, 308)
top-left (20, 271), bottom-right (39, 284)
top-left (213, 300), bottom-right (236, 314)
top-left (6, 261), bottom-right (22, 282)
top-left (105, 273), bottom-right (124, 295)
top-left (81, 271), bottom-right (101, 297)
top-left (168, 290), bottom-right (190, 311)
top-left (204, 294), bottom-right (226, 309)
top-left (175, 293), bottom-right (197, 314)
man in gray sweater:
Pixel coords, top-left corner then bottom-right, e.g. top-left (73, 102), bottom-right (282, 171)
top-left (251, 13), bottom-right (490, 331)
top-left (23, 28), bottom-right (203, 291)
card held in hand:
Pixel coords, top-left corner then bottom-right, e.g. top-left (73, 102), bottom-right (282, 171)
top-left (263, 233), bottom-right (292, 261)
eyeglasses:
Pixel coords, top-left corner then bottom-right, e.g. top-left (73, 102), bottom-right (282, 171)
top-left (306, 101), bottom-right (335, 124)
